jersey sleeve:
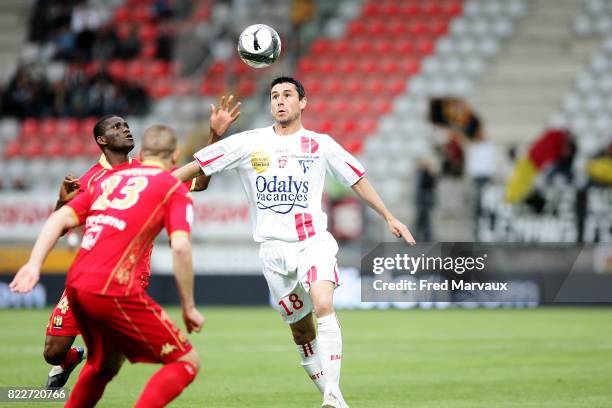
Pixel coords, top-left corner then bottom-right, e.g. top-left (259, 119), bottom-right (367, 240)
top-left (66, 188), bottom-right (94, 225)
top-left (193, 132), bottom-right (252, 176)
top-left (165, 182), bottom-right (194, 240)
top-left (321, 134), bottom-right (366, 186)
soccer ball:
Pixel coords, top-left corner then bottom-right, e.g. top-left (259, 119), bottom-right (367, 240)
top-left (237, 24), bottom-right (281, 68)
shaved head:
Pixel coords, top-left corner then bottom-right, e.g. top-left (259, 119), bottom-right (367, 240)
top-left (142, 125), bottom-right (178, 159)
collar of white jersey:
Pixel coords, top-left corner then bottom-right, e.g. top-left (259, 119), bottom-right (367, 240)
top-left (270, 125), bottom-right (305, 137)
top-left (98, 154), bottom-right (134, 170)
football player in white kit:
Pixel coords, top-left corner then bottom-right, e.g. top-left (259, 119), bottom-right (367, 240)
top-left (174, 77), bottom-right (415, 408)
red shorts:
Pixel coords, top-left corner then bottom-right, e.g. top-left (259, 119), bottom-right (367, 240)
top-left (65, 287), bottom-right (192, 369)
top-left (46, 290), bottom-right (81, 337)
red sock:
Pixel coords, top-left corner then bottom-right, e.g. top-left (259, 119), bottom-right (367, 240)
top-left (65, 363), bottom-right (116, 408)
top-left (135, 361), bottom-right (198, 408)
top-left (60, 347), bottom-right (80, 369)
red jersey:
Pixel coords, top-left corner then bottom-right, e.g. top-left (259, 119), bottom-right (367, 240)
top-left (66, 163), bottom-right (193, 297)
top-left (79, 155), bottom-right (142, 192)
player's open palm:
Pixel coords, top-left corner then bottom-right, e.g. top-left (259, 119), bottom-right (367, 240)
top-left (210, 94), bottom-right (241, 139)
top-left (388, 217), bottom-right (416, 245)
top-left (9, 263), bottom-right (40, 293)
top-left (183, 307), bottom-right (204, 334)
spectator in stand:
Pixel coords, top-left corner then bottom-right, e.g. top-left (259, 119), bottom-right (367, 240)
top-left (414, 158), bottom-right (437, 241)
top-left (117, 26), bottom-right (141, 60)
top-left (587, 142), bottom-right (612, 186)
top-left (91, 24), bottom-right (120, 61)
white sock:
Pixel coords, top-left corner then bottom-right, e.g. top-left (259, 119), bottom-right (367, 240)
top-left (317, 313), bottom-right (342, 387)
top-left (297, 338), bottom-right (326, 394)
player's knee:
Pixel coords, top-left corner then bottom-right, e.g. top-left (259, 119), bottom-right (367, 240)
top-left (43, 342), bottom-right (68, 365)
top-left (179, 350), bottom-right (201, 372)
top-left (313, 299), bottom-right (334, 318)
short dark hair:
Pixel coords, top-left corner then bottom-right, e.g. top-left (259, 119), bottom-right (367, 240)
top-left (93, 114), bottom-right (120, 138)
top-left (270, 76), bottom-right (305, 100)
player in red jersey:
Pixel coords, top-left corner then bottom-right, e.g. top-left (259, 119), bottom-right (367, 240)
top-left (10, 136), bottom-right (203, 407)
top-left (42, 97), bottom-right (241, 389)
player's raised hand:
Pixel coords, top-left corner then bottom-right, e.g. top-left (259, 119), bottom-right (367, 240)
top-left (387, 217), bottom-right (416, 246)
top-left (210, 94), bottom-right (241, 140)
top-left (183, 306), bottom-right (205, 334)
top-left (9, 263), bottom-right (41, 293)
top-left (58, 175), bottom-right (80, 204)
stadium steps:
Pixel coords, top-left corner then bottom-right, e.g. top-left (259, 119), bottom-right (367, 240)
top-left (0, 0), bottom-right (30, 80)
top-left (469, 0), bottom-right (599, 148)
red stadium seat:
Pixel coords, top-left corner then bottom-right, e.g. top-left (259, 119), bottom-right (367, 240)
top-left (58, 118), bottom-right (80, 136)
top-left (373, 40), bottom-right (392, 54)
top-left (45, 141), bottom-right (63, 158)
top-left (127, 60), bottom-right (147, 82)
top-left (139, 24), bottom-right (158, 43)
top-left (4, 141), bottom-right (21, 159)
top-left (311, 39), bottom-right (332, 55)
top-left (324, 78), bottom-right (343, 94)
top-left (193, 3), bottom-right (211, 21)
top-left (332, 40), bottom-right (350, 54)
top-left (345, 79), bottom-right (363, 94)
top-left (40, 119), bottom-right (59, 137)
top-left (367, 21), bottom-right (385, 36)
top-left (352, 39), bottom-right (372, 54)
top-left (237, 79), bottom-right (256, 96)
top-left (24, 141), bottom-right (44, 158)
top-left (297, 59), bottom-right (316, 75)
top-left (381, 3), bottom-right (401, 16)
top-left (84, 141), bottom-right (100, 158)
top-left (66, 141), bottom-right (86, 158)
top-left (20, 118), bottom-right (39, 139)
top-left (173, 79), bottom-right (194, 96)
top-left (208, 61), bottom-right (226, 77)
top-left (431, 20), bottom-right (449, 36)
top-left (132, 6), bottom-right (153, 23)
top-left (416, 39), bottom-right (434, 55)
top-left (338, 59), bottom-right (357, 75)
top-left (346, 21), bottom-right (365, 36)
top-left (148, 60), bottom-right (171, 77)
top-left (394, 39), bottom-right (414, 54)
top-left (408, 21), bottom-right (426, 36)
top-left (140, 41), bottom-right (157, 59)
top-left (114, 7), bottom-right (131, 23)
top-left (362, 3), bottom-right (380, 17)
top-left (108, 60), bottom-right (127, 80)
top-left (81, 118), bottom-right (98, 136)
top-left (148, 79), bottom-right (172, 99)
top-left (422, 2), bottom-right (442, 16)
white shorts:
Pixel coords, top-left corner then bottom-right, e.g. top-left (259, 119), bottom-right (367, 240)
top-left (259, 231), bottom-right (340, 324)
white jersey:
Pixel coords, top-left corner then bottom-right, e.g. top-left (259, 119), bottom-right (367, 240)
top-left (194, 126), bottom-right (365, 242)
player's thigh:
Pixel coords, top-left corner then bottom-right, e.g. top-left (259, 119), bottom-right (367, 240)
top-left (111, 293), bottom-right (194, 365)
top-left (46, 290), bottom-right (81, 337)
top-left (263, 268), bottom-right (313, 324)
top-left (309, 280), bottom-right (336, 317)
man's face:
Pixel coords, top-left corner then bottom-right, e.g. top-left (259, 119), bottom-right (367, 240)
top-left (270, 82), bottom-right (306, 126)
top-left (99, 116), bottom-right (134, 153)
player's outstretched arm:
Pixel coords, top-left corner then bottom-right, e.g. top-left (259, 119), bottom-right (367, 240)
top-left (351, 177), bottom-right (416, 245)
top-left (190, 95), bottom-right (242, 191)
top-left (10, 206), bottom-right (80, 293)
top-left (55, 175), bottom-right (80, 210)
top-left (171, 234), bottom-right (204, 333)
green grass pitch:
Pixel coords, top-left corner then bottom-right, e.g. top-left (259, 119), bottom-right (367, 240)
top-left (0, 307), bottom-right (611, 407)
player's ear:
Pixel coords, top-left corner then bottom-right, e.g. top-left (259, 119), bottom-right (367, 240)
top-left (96, 135), bottom-right (107, 147)
top-left (300, 96), bottom-right (307, 111)
top-left (172, 149), bottom-right (180, 165)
